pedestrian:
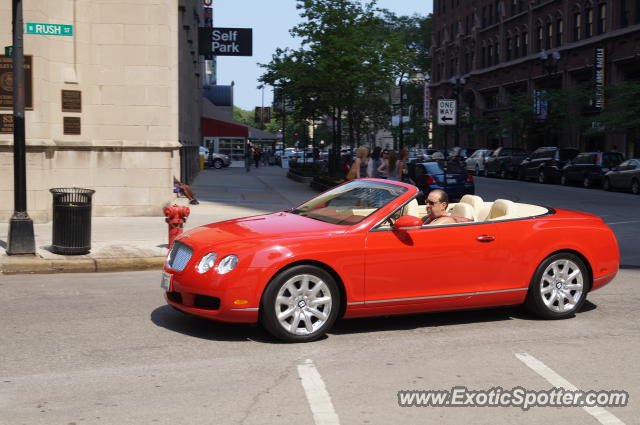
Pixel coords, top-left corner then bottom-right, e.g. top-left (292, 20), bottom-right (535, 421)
top-left (353, 145), bottom-right (370, 179)
top-left (254, 147), bottom-right (261, 168)
top-left (398, 148), bottom-right (414, 184)
top-left (245, 143), bottom-right (252, 172)
top-left (367, 147), bottom-right (383, 178)
top-left (378, 150), bottom-right (399, 180)
top-left (173, 177), bottom-right (199, 205)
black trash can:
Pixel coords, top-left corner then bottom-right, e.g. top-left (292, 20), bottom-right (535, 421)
top-left (50, 188), bottom-right (96, 255)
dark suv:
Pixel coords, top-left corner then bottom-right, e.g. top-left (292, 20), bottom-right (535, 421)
top-left (518, 147), bottom-right (580, 184)
top-left (561, 151), bottom-right (625, 188)
top-left (484, 147), bottom-right (528, 178)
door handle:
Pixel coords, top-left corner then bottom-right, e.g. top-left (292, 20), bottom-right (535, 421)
top-left (476, 235), bottom-right (496, 242)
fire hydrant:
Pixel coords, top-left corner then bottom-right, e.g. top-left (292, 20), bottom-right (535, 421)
top-left (163, 205), bottom-right (190, 248)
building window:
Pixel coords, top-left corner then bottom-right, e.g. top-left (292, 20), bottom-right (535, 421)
top-left (515, 35), bottom-right (521, 58)
top-left (506, 37), bottom-right (512, 61)
top-left (555, 18), bottom-right (563, 46)
top-left (585, 8), bottom-right (593, 38)
top-left (546, 23), bottom-right (553, 49)
top-left (495, 1), bottom-right (500, 22)
top-left (573, 12), bottom-right (582, 41)
top-left (511, 0), bottom-right (517, 15)
top-left (598, 4), bottom-right (606, 33)
top-left (522, 31), bottom-right (528, 56)
top-left (488, 44), bottom-right (494, 66)
top-left (636, 0), bottom-right (640, 24)
top-left (620, 0), bottom-right (629, 27)
top-left (489, 4), bottom-right (494, 25)
top-left (482, 7), bottom-right (487, 27)
top-left (494, 41), bottom-right (500, 64)
top-left (536, 25), bottom-right (543, 51)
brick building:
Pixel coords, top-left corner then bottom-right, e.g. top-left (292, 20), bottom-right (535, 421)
top-left (430, 0), bottom-right (640, 157)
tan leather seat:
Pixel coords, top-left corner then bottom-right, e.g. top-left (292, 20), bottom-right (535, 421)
top-left (487, 199), bottom-right (514, 220)
top-left (450, 202), bottom-right (476, 221)
top-left (460, 195), bottom-right (483, 219)
top-left (404, 199), bottom-right (423, 218)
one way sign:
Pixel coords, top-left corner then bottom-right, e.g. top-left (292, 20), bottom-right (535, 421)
top-left (437, 99), bottom-right (457, 126)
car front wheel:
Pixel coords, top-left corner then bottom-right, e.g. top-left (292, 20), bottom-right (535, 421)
top-left (525, 253), bottom-right (589, 319)
top-left (213, 159), bottom-right (224, 169)
top-left (538, 169), bottom-right (546, 184)
top-left (260, 265), bottom-right (340, 342)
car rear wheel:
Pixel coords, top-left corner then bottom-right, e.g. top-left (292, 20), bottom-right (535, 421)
top-left (632, 179), bottom-right (640, 195)
top-left (603, 178), bottom-right (612, 191)
top-left (260, 265), bottom-right (340, 342)
top-left (537, 169), bottom-right (546, 184)
top-left (213, 159), bottom-right (224, 169)
top-left (525, 253), bottom-right (589, 319)
top-left (582, 175), bottom-right (591, 189)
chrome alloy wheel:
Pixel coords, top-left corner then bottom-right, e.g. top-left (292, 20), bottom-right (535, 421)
top-left (539, 259), bottom-right (584, 313)
top-left (275, 274), bottom-right (333, 335)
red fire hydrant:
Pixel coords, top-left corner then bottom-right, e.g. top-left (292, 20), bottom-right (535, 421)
top-left (163, 205), bottom-right (190, 248)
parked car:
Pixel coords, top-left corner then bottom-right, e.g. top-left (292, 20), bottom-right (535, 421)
top-left (518, 147), bottom-right (580, 184)
top-left (484, 147), bottom-right (528, 178)
top-left (207, 151), bottom-right (231, 169)
top-left (161, 178), bottom-right (619, 342)
top-left (412, 160), bottom-right (474, 202)
top-left (465, 149), bottom-right (493, 175)
top-left (560, 151), bottom-right (625, 188)
top-left (448, 146), bottom-right (476, 160)
top-left (603, 159), bottom-right (640, 194)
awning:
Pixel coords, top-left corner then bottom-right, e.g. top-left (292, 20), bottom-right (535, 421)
top-left (201, 116), bottom-right (248, 138)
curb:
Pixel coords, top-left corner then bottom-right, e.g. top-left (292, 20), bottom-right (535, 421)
top-left (0, 256), bottom-right (165, 275)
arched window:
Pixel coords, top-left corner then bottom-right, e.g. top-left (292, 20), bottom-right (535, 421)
top-left (585, 7), bottom-right (594, 37)
top-left (514, 33), bottom-right (521, 59)
top-left (536, 23), bottom-right (544, 51)
top-left (506, 33), bottom-right (513, 61)
top-left (555, 15), bottom-right (564, 46)
top-left (546, 20), bottom-right (553, 49)
top-left (573, 10), bottom-right (582, 40)
top-left (522, 30), bottom-right (529, 56)
top-left (598, 3), bottom-right (606, 34)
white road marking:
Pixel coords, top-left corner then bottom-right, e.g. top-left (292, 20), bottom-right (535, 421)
top-left (606, 220), bottom-right (640, 225)
top-left (297, 359), bottom-right (341, 425)
top-left (515, 352), bottom-right (626, 425)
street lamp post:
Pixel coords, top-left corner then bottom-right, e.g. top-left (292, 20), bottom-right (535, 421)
top-left (7, 0), bottom-right (35, 255)
top-left (538, 49), bottom-right (561, 76)
top-left (449, 76), bottom-right (466, 150)
top-left (398, 73), bottom-right (406, 151)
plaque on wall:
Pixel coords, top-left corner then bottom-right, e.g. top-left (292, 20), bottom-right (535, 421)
top-left (0, 113), bottom-right (13, 133)
top-left (0, 55), bottom-right (34, 110)
top-left (61, 89), bottom-right (81, 112)
top-left (63, 116), bottom-right (81, 135)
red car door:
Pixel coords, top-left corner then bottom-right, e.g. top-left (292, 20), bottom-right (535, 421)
top-left (364, 222), bottom-right (503, 304)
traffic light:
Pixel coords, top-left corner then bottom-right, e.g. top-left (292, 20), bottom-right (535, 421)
top-left (293, 132), bottom-right (299, 137)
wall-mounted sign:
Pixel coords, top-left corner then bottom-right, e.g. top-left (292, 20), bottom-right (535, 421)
top-left (0, 113), bottom-right (13, 133)
top-left (63, 116), bottom-right (81, 135)
top-left (61, 90), bottom-right (81, 112)
top-left (26, 22), bottom-right (73, 36)
top-left (593, 47), bottom-right (605, 110)
top-left (0, 55), bottom-right (33, 110)
top-left (198, 27), bottom-right (252, 56)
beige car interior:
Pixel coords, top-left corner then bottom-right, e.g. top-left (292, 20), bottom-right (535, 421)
top-left (398, 194), bottom-right (548, 226)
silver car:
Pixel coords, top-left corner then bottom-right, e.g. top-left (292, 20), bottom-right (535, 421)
top-left (465, 149), bottom-right (493, 175)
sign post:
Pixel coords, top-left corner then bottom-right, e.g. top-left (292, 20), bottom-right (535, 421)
top-left (7, 0), bottom-right (35, 255)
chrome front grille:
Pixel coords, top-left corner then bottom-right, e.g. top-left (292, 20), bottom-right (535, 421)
top-left (167, 241), bottom-right (193, 272)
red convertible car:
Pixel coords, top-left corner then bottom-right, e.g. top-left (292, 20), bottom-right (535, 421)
top-left (161, 179), bottom-right (619, 342)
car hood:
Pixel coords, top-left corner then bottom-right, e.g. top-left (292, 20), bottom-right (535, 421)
top-left (178, 212), bottom-right (347, 248)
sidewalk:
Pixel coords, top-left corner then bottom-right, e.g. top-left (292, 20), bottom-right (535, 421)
top-left (0, 165), bottom-right (316, 274)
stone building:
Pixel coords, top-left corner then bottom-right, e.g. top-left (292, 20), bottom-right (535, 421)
top-left (0, 0), bottom-right (202, 222)
top-left (430, 0), bottom-right (640, 157)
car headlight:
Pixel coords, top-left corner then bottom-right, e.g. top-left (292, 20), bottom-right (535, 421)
top-left (216, 255), bottom-right (238, 274)
top-left (196, 252), bottom-right (217, 274)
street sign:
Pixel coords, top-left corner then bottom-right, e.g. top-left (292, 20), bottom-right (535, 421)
top-left (26, 22), bottom-right (73, 36)
top-left (198, 27), bottom-right (252, 56)
top-left (437, 99), bottom-right (457, 126)
top-left (4, 46), bottom-right (12, 57)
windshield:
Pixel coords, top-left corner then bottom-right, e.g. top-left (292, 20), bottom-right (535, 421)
top-left (290, 180), bottom-right (408, 225)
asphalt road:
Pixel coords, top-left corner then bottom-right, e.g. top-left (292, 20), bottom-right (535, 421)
top-left (1, 176), bottom-right (638, 425)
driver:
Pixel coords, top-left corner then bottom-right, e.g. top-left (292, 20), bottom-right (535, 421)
top-left (422, 189), bottom-right (456, 225)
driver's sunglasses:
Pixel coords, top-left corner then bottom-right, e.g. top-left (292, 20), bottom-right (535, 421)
top-left (426, 200), bottom-right (441, 206)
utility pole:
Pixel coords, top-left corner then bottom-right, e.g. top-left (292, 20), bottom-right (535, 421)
top-left (7, 0), bottom-right (35, 255)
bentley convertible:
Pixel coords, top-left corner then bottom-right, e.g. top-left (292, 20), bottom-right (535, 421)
top-left (161, 179), bottom-right (619, 342)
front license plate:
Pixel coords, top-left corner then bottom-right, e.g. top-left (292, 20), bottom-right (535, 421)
top-left (160, 272), bottom-right (172, 292)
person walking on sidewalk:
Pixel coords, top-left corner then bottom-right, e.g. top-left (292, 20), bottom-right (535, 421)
top-left (245, 143), bottom-right (253, 172)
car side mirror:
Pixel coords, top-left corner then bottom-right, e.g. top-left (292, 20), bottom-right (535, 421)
top-left (393, 215), bottom-right (422, 230)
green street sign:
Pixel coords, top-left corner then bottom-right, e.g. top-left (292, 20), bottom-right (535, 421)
top-left (4, 46), bottom-right (12, 57)
top-left (25, 22), bottom-right (73, 36)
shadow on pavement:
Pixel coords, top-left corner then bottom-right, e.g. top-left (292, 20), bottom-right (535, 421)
top-left (329, 301), bottom-right (598, 336)
top-left (0, 239), bottom-right (6, 249)
top-left (150, 305), bottom-right (278, 343)
top-left (620, 264), bottom-right (640, 270)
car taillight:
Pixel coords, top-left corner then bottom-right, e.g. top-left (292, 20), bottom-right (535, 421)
top-left (466, 173), bottom-right (474, 183)
top-left (425, 175), bottom-right (436, 185)
top-left (596, 153), bottom-right (601, 164)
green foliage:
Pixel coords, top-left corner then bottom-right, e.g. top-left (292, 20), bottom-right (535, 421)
top-left (233, 106), bottom-right (255, 127)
